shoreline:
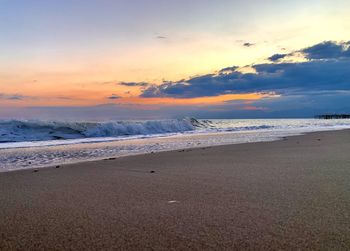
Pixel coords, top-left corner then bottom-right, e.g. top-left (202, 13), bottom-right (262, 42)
top-left (1, 129), bottom-right (350, 249)
top-left (1, 127), bottom-right (349, 173)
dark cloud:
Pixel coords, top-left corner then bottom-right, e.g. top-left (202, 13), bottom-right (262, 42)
top-left (107, 94), bottom-right (121, 99)
top-left (118, 82), bottom-right (149, 87)
top-left (218, 66), bottom-right (239, 74)
top-left (0, 93), bottom-right (68, 101)
top-left (301, 41), bottom-right (350, 60)
top-left (268, 53), bottom-right (288, 62)
top-left (243, 42), bottom-right (255, 47)
top-left (0, 93), bottom-right (27, 100)
top-left (8, 95), bottom-right (24, 100)
top-left (141, 60), bottom-right (350, 98)
top-left (3, 40), bottom-right (350, 120)
top-left (141, 40), bottom-right (350, 99)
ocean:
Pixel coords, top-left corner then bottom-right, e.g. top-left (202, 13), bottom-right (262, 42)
top-left (1, 118), bottom-right (350, 171)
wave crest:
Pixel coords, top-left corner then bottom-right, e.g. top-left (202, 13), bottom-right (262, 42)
top-left (0, 118), bottom-right (195, 142)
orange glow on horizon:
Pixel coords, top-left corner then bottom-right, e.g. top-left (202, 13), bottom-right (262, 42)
top-left (0, 92), bottom-right (277, 108)
top-left (116, 93), bottom-right (274, 106)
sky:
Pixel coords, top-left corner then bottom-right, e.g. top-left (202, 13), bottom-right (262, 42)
top-left (0, 0), bottom-right (350, 120)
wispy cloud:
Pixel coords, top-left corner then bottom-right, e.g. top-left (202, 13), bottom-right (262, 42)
top-left (0, 93), bottom-right (30, 100)
top-left (118, 82), bottom-right (150, 87)
top-left (156, 35), bottom-right (167, 39)
top-left (107, 94), bottom-right (121, 100)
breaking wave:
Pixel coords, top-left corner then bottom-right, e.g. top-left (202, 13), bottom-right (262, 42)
top-left (3, 117), bottom-right (349, 144)
top-left (0, 118), bottom-right (196, 143)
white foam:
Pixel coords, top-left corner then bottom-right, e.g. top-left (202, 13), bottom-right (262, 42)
top-left (0, 118), bottom-right (195, 144)
top-left (1, 118), bottom-right (350, 172)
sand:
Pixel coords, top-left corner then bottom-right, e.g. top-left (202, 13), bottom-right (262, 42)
top-left (1, 130), bottom-right (350, 250)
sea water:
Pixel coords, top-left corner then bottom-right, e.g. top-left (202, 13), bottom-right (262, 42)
top-left (1, 118), bottom-right (350, 171)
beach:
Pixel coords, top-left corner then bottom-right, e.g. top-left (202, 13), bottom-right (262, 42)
top-left (1, 129), bottom-right (350, 250)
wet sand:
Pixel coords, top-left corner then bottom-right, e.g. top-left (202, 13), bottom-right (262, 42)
top-left (1, 130), bottom-right (350, 250)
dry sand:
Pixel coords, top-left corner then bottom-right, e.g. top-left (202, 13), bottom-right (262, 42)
top-left (1, 130), bottom-right (350, 250)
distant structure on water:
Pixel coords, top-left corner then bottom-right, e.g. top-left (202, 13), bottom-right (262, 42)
top-left (315, 114), bottom-right (350, 119)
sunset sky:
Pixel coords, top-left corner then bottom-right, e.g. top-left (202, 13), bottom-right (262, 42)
top-left (1, 0), bottom-right (350, 119)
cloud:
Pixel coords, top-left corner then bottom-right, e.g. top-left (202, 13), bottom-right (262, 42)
top-left (0, 93), bottom-right (28, 100)
top-left (156, 35), bottom-right (167, 39)
top-left (7, 95), bottom-right (24, 100)
top-left (0, 93), bottom-right (73, 102)
top-left (141, 40), bottom-right (350, 99)
top-left (218, 66), bottom-right (239, 74)
top-left (118, 82), bottom-right (150, 87)
top-left (243, 42), bottom-right (255, 47)
top-left (269, 41), bottom-right (350, 62)
top-left (301, 41), bottom-right (350, 60)
top-left (3, 90), bottom-right (350, 120)
top-left (4, 40), bottom-right (349, 120)
top-left (268, 53), bottom-right (288, 62)
top-left (107, 94), bottom-right (121, 99)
